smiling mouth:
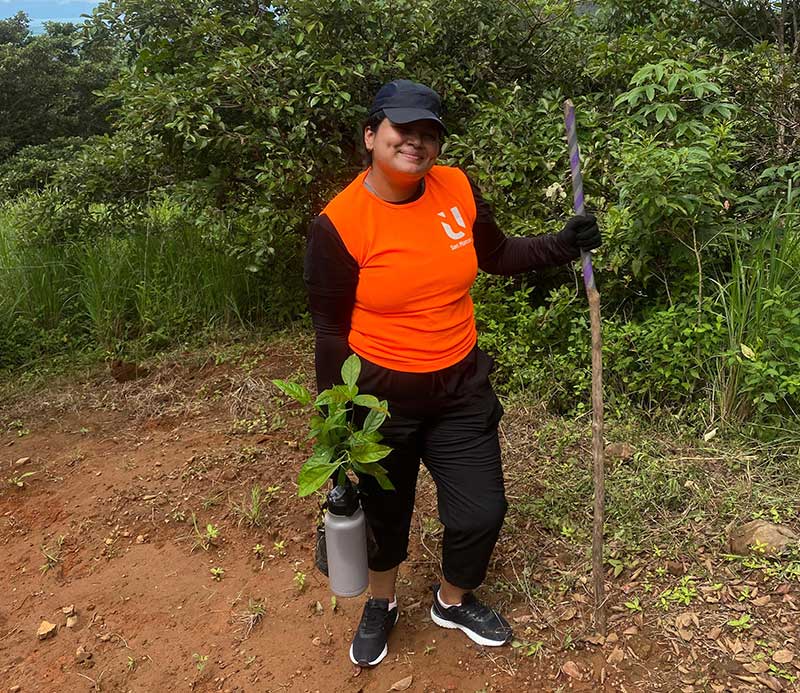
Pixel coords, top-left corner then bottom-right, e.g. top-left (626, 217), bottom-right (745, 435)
top-left (399, 151), bottom-right (424, 162)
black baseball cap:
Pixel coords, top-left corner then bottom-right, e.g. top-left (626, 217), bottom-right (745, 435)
top-left (369, 79), bottom-right (447, 133)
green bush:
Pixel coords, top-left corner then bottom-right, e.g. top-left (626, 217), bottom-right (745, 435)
top-left (0, 138), bottom-right (85, 198)
top-left (2, 0), bottom-right (800, 437)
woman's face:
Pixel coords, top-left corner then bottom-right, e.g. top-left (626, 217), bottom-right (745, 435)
top-left (364, 119), bottom-right (441, 182)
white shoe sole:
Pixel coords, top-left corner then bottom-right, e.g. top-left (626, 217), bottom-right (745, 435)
top-left (349, 641), bottom-right (387, 667)
top-left (430, 606), bottom-right (511, 647)
top-left (349, 610), bottom-right (399, 667)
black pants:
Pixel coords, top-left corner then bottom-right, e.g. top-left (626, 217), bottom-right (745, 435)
top-left (355, 346), bottom-right (507, 590)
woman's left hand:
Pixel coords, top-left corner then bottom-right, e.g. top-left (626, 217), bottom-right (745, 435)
top-left (557, 213), bottom-right (602, 251)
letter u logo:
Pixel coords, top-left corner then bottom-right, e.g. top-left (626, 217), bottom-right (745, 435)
top-left (438, 207), bottom-right (466, 240)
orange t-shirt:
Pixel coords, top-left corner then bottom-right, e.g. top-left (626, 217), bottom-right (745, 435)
top-left (322, 166), bottom-right (478, 372)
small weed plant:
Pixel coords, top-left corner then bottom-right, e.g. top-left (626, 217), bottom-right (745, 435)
top-left (210, 567), bottom-right (225, 581)
top-left (727, 613), bottom-right (753, 631)
top-left (191, 514), bottom-right (220, 552)
top-left (193, 653), bottom-right (208, 673)
top-left (273, 355), bottom-right (393, 496)
top-left (232, 484), bottom-right (279, 528)
top-left (7, 471), bottom-right (35, 488)
top-left (658, 576), bottom-right (697, 610)
top-left (236, 598), bottom-right (266, 639)
top-left (512, 639), bottom-right (544, 658)
top-left (624, 597), bottom-right (643, 613)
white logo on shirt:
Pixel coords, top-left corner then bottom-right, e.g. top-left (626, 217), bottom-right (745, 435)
top-left (438, 207), bottom-right (466, 240)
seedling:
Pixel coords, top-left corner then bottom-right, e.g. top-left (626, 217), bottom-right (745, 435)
top-left (127, 656), bottom-right (137, 672)
top-left (272, 539), bottom-right (286, 556)
top-left (293, 570), bottom-right (306, 592)
top-left (658, 576), bottom-right (697, 610)
top-left (272, 355), bottom-right (393, 496)
top-left (40, 536), bottom-right (65, 573)
top-left (8, 419), bottom-right (30, 437)
top-left (210, 567), bottom-right (225, 581)
top-left (727, 613), bottom-right (753, 631)
top-left (191, 514), bottom-right (219, 552)
top-left (252, 543), bottom-right (265, 559)
top-left (606, 557), bottom-right (625, 578)
top-left (624, 597), bottom-right (643, 613)
top-left (512, 639), bottom-right (544, 657)
top-left (560, 523), bottom-right (577, 540)
top-left (8, 471), bottom-right (36, 488)
top-left (193, 653), bottom-right (208, 673)
top-left (769, 663), bottom-right (797, 684)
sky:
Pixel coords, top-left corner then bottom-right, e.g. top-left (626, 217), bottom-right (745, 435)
top-left (1, 1), bottom-right (99, 33)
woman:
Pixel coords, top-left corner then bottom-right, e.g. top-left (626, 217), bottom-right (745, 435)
top-left (304, 79), bottom-right (601, 667)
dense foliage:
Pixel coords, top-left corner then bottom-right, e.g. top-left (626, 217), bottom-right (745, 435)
top-left (0, 12), bottom-right (118, 162)
top-left (1, 0), bottom-right (799, 436)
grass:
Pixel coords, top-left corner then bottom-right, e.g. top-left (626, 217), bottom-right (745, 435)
top-left (231, 484), bottom-right (280, 528)
top-left (235, 598), bottom-right (266, 639)
top-left (0, 206), bottom-right (286, 369)
top-left (713, 191), bottom-right (800, 426)
top-left (497, 398), bottom-right (800, 598)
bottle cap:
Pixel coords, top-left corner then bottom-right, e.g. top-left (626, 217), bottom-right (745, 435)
top-left (326, 481), bottom-right (360, 516)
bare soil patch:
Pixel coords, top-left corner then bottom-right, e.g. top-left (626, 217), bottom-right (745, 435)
top-left (1, 337), bottom-right (798, 692)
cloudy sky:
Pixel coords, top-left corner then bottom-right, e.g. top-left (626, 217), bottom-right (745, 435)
top-left (1, 1), bottom-right (98, 32)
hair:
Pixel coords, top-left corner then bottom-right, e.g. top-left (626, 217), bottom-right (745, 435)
top-left (361, 110), bottom-right (386, 167)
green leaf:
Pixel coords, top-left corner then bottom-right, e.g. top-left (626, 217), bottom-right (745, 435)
top-left (341, 354), bottom-right (361, 386)
top-left (667, 74), bottom-right (679, 94)
top-left (332, 384), bottom-right (358, 401)
top-left (350, 442), bottom-right (392, 464)
top-left (362, 407), bottom-right (388, 434)
top-left (272, 379), bottom-right (311, 405)
top-left (297, 449), bottom-right (337, 497)
top-left (351, 461), bottom-right (394, 490)
top-left (316, 385), bottom-right (355, 407)
top-left (322, 409), bottom-right (348, 435)
top-left (352, 394), bottom-right (387, 411)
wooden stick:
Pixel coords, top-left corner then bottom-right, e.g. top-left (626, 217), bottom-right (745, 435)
top-left (563, 99), bottom-right (606, 634)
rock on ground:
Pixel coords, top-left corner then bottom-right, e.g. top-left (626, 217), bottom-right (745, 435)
top-left (729, 520), bottom-right (799, 556)
top-left (36, 621), bottom-right (57, 640)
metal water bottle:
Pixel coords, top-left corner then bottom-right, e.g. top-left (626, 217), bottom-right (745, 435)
top-left (324, 480), bottom-right (368, 597)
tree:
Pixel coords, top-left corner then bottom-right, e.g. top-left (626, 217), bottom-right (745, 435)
top-left (0, 13), bottom-right (120, 162)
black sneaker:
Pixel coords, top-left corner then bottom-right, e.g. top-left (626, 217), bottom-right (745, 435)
top-left (349, 598), bottom-right (399, 667)
top-left (430, 585), bottom-right (513, 646)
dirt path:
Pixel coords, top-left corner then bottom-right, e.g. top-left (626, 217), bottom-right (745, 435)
top-left (1, 339), bottom-right (798, 692)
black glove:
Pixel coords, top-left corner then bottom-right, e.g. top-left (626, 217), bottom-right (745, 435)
top-left (557, 213), bottom-right (602, 252)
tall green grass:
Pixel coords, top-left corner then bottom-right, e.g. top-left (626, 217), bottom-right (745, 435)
top-left (713, 190), bottom-right (800, 427)
top-left (0, 208), bottom-right (276, 368)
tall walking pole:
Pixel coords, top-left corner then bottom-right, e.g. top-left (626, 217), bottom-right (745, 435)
top-left (563, 99), bottom-right (606, 634)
